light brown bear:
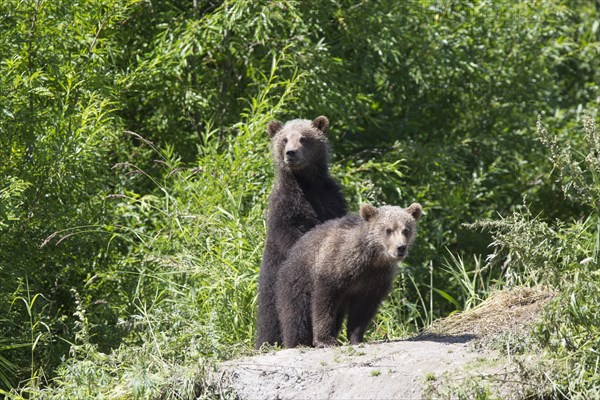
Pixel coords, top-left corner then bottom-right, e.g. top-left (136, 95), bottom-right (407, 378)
top-left (275, 203), bottom-right (422, 348)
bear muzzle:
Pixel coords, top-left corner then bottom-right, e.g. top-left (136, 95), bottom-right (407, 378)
top-left (395, 244), bottom-right (408, 259)
top-left (286, 149), bottom-right (297, 158)
top-left (284, 149), bottom-right (304, 167)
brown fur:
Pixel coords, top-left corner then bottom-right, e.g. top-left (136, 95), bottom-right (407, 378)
top-left (256, 116), bottom-right (347, 349)
top-left (275, 203), bottom-right (422, 348)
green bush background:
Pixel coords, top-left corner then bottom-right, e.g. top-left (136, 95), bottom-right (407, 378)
top-left (1, 0), bottom-right (599, 398)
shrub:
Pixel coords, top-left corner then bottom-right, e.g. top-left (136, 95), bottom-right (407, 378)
top-left (473, 115), bottom-right (600, 396)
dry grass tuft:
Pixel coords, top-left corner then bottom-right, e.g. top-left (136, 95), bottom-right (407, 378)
top-left (427, 286), bottom-right (555, 340)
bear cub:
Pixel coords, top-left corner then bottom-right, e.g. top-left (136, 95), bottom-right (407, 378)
top-left (256, 116), bottom-right (347, 349)
top-left (276, 203), bottom-right (422, 348)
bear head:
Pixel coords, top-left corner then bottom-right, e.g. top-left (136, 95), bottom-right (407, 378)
top-left (267, 116), bottom-right (330, 173)
top-left (360, 203), bottom-right (423, 262)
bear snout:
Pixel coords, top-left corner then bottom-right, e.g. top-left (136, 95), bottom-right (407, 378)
top-left (396, 244), bottom-right (407, 258)
top-left (284, 148), bottom-right (304, 167)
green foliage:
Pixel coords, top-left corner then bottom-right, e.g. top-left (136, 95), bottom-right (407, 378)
top-left (436, 252), bottom-right (493, 312)
top-left (475, 116), bottom-right (600, 397)
top-left (0, 0), bottom-right (137, 391)
top-left (539, 116), bottom-right (600, 213)
top-left (0, 0), bottom-right (599, 397)
top-left (25, 55), bottom-right (296, 399)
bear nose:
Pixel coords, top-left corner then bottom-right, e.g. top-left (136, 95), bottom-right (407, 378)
top-left (286, 149), bottom-right (297, 157)
top-left (397, 245), bottom-right (407, 257)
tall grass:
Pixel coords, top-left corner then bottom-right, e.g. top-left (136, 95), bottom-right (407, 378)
top-left (4, 56), bottom-right (299, 399)
top-left (435, 252), bottom-right (493, 312)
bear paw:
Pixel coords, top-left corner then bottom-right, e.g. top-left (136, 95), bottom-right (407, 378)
top-left (313, 338), bottom-right (337, 348)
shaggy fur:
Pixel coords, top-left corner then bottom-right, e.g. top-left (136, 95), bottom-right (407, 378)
top-left (275, 203), bottom-right (422, 348)
top-left (255, 116), bottom-right (347, 349)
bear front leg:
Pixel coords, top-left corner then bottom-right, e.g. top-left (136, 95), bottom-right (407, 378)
top-left (346, 297), bottom-right (382, 345)
top-left (311, 283), bottom-right (340, 348)
top-left (256, 260), bottom-right (282, 348)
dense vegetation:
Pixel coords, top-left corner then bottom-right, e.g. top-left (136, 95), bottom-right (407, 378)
top-left (1, 0), bottom-right (598, 398)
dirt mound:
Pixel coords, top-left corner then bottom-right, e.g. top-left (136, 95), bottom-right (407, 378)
top-left (217, 338), bottom-right (483, 399)
top-left (214, 286), bottom-right (554, 399)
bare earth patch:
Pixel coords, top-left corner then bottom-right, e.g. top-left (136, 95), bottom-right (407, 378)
top-left (214, 287), bottom-right (554, 399)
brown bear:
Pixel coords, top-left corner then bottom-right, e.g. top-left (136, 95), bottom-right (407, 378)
top-left (255, 116), bottom-right (347, 349)
top-left (275, 203), bottom-right (422, 348)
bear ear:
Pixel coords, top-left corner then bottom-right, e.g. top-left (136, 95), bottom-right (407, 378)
top-left (312, 116), bottom-right (329, 134)
top-left (267, 120), bottom-right (283, 138)
top-left (405, 203), bottom-right (423, 221)
top-left (360, 204), bottom-right (378, 222)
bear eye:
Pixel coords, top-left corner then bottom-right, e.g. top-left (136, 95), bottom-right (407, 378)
top-left (402, 228), bottom-right (411, 236)
top-left (385, 227), bottom-right (393, 236)
top-left (299, 136), bottom-right (308, 144)
top-left (283, 138), bottom-right (288, 144)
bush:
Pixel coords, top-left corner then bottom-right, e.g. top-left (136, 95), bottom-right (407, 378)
top-left (474, 115), bottom-right (600, 397)
top-left (0, 0), bottom-right (135, 390)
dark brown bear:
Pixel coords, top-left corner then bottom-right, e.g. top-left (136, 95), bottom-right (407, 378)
top-left (255, 116), bottom-right (347, 349)
top-left (275, 203), bottom-right (422, 348)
